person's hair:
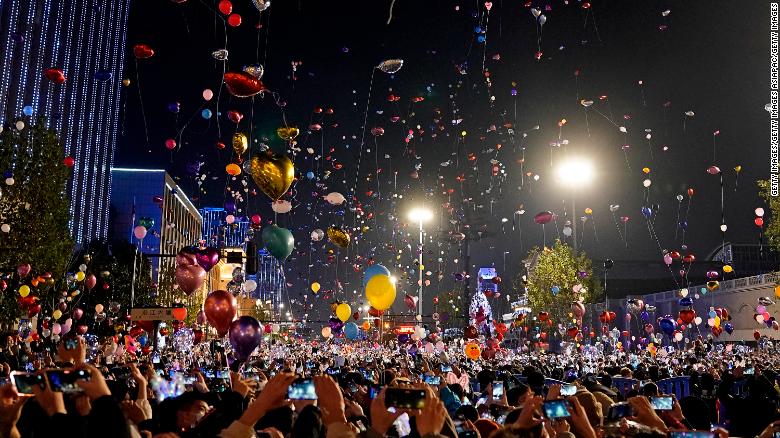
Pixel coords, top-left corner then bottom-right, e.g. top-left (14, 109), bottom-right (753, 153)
top-left (292, 404), bottom-right (324, 438)
top-left (474, 419), bottom-right (500, 438)
top-left (641, 382), bottom-right (659, 397)
top-left (490, 423), bottom-right (546, 438)
top-left (619, 367), bottom-right (632, 377)
top-left (506, 383), bottom-right (529, 406)
top-left (447, 383), bottom-right (464, 399)
top-left (455, 405), bottom-right (479, 422)
top-left (573, 391), bottom-right (603, 428)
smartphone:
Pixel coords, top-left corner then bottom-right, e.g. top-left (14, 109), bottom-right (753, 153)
top-left (441, 364), bottom-right (453, 373)
top-left (561, 383), bottom-right (577, 396)
top-left (543, 399), bottom-right (571, 419)
top-left (242, 372), bottom-right (262, 382)
top-left (650, 396), bottom-right (673, 410)
top-left (669, 432), bottom-right (715, 438)
top-left (202, 368), bottom-right (231, 393)
top-left (384, 387), bottom-right (426, 409)
top-left (326, 367), bottom-right (340, 375)
top-left (607, 402), bottom-right (635, 420)
top-left (475, 394), bottom-right (488, 406)
top-left (368, 384), bottom-right (380, 400)
top-left (348, 382), bottom-right (359, 393)
top-left (424, 375), bottom-right (442, 385)
top-left (183, 375), bottom-right (197, 385)
top-left (63, 337), bottom-right (79, 351)
top-left (10, 372), bottom-right (45, 395)
top-left (454, 419), bottom-right (479, 438)
top-left (288, 378), bottom-right (317, 400)
top-left (492, 381), bottom-right (504, 400)
top-left (744, 367), bottom-right (755, 375)
top-left (45, 368), bottom-right (90, 393)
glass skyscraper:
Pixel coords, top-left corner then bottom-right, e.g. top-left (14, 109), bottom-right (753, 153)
top-left (0, 0), bottom-right (131, 244)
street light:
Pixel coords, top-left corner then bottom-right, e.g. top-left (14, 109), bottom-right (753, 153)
top-left (408, 207), bottom-right (433, 317)
top-left (555, 158), bottom-right (594, 254)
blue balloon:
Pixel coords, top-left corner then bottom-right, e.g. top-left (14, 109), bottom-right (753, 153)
top-left (678, 221), bottom-right (688, 230)
top-left (201, 109), bottom-right (212, 119)
top-left (22, 106), bottom-right (33, 116)
top-left (678, 297), bottom-right (693, 307)
top-left (551, 286), bottom-right (560, 295)
top-left (641, 207), bottom-right (652, 218)
top-left (168, 102), bottom-right (181, 113)
top-left (640, 311), bottom-right (649, 321)
top-left (306, 171), bottom-right (315, 180)
top-left (137, 333), bottom-right (148, 346)
top-left (93, 70), bottom-right (112, 82)
top-left (344, 322), bottom-right (359, 340)
top-left (658, 316), bottom-right (677, 336)
top-left (723, 322), bottom-right (734, 334)
top-left (477, 35), bottom-right (486, 43)
top-left (363, 264), bottom-right (391, 288)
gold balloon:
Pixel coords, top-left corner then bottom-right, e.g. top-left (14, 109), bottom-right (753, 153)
top-left (327, 227), bottom-right (351, 248)
top-left (276, 126), bottom-right (300, 141)
top-left (250, 152), bottom-right (295, 200)
top-left (232, 133), bottom-right (248, 155)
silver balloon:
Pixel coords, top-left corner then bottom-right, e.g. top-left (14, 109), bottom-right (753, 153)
top-left (108, 301), bottom-right (121, 314)
top-left (172, 328), bottom-right (194, 353)
top-left (243, 64), bottom-right (264, 79)
top-left (251, 0), bottom-right (270, 12)
top-left (377, 59), bottom-right (404, 74)
top-left (212, 49), bottom-right (229, 61)
top-left (311, 229), bottom-right (325, 241)
top-left (17, 320), bottom-right (32, 339)
top-left (232, 267), bottom-right (244, 283)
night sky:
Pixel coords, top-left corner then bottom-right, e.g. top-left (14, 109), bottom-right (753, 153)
top-left (115, 0), bottom-right (769, 319)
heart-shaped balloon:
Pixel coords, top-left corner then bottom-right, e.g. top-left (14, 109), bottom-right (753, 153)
top-left (133, 44), bottom-right (155, 59)
top-left (250, 152), bottom-right (295, 200)
top-left (227, 110), bottom-right (244, 124)
top-left (327, 227), bottom-right (351, 248)
top-left (232, 133), bottom-right (248, 155)
top-left (176, 264), bottom-right (207, 295)
top-left (44, 68), bottom-right (66, 84)
top-left (251, 0), bottom-right (270, 12)
top-left (276, 126), bottom-right (300, 141)
top-left (17, 263), bottom-right (31, 278)
top-left (194, 247), bottom-right (220, 272)
top-left (176, 249), bottom-right (198, 267)
top-left (224, 71), bottom-right (265, 97)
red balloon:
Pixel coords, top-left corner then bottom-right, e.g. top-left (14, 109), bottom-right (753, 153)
top-left (227, 13), bottom-right (242, 27)
top-left (534, 211), bottom-right (554, 225)
top-left (193, 329), bottom-right (204, 344)
top-left (85, 274), bottom-right (97, 290)
top-left (43, 67), bottom-right (66, 84)
top-left (227, 110), bottom-right (243, 124)
top-left (679, 309), bottom-right (695, 324)
top-left (706, 165), bottom-right (721, 175)
top-left (755, 217), bottom-right (764, 227)
top-left (172, 307), bottom-right (187, 321)
top-left (538, 311), bottom-right (549, 322)
top-left (165, 139), bottom-right (177, 150)
top-left (224, 72), bottom-right (265, 98)
top-left (754, 330), bottom-right (761, 340)
top-left (669, 251), bottom-right (681, 260)
top-left (218, 0), bottom-right (232, 15)
top-left (567, 326), bottom-right (579, 338)
top-left (204, 290), bottom-right (237, 336)
top-left (63, 156), bottom-right (75, 167)
top-left (682, 254), bottom-right (696, 263)
top-left (687, 188), bottom-right (695, 197)
top-left (133, 44), bottom-right (155, 59)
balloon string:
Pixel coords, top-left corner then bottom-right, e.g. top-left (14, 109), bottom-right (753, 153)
top-left (353, 68), bottom-right (376, 202)
top-left (134, 59), bottom-right (149, 145)
top-left (386, 0), bottom-right (396, 25)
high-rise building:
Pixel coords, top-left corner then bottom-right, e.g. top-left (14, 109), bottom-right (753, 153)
top-left (109, 168), bottom-right (202, 289)
top-left (0, 0), bottom-right (130, 244)
top-left (253, 248), bottom-right (286, 316)
top-left (200, 207), bottom-right (249, 249)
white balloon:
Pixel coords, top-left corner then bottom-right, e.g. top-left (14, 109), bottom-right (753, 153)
top-left (311, 229), bottom-right (325, 241)
top-left (562, 226), bottom-right (573, 237)
top-left (642, 179), bottom-right (652, 188)
top-left (244, 280), bottom-right (257, 292)
top-left (271, 200), bottom-right (293, 213)
top-left (226, 214), bottom-right (235, 224)
top-left (756, 207), bottom-right (765, 217)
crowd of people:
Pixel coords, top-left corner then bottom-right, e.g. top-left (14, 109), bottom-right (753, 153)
top-left (2, 332), bottom-right (780, 438)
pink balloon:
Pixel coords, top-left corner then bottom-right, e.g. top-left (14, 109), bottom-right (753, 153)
top-left (52, 323), bottom-right (61, 335)
top-left (86, 274), bottom-right (97, 290)
top-left (175, 264), bottom-right (207, 295)
top-left (72, 308), bottom-right (84, 320)
top-left (133, 225), bottom-right (147, 240)
top-left (203, 89), bottom-right (214, 101)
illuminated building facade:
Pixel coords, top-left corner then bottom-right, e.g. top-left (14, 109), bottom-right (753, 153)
top-left (0, 0), bottom-right (131, 244)
top-left (200, 207), bottom-right (249, 248)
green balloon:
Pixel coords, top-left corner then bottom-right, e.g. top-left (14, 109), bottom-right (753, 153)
top-left (138, 217), bottom-right (155, 230)
top-left (262, 224), bottom-right (294, 261)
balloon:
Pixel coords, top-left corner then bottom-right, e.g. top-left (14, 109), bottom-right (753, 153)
top-left (679, 309), bottom-right (695, 324)
top-left (202, 89), bottom-right (214, 100)
top-left (227, 110), bottom-right (243, 124)
top-left (262, 224), bottom-right (295, 261)
top-left (194, 247), bottom-right (220, 272)
top-left (243, 64), bottom-right (264, 79)
top-left (311, 229), bottom-right (325, 242)
top-left (756, 207), bottom-right (766, 217)
top-left (327, 227), bottom-right (351, 248)
top-left (43, 68), bottom-right (66, 86)
top-left (229, 316), bottom-right (262, 360)
top-left (201, 109), bottom-right (213, 119)
top-left (271, 200), bottom-right (292, 214)
top-left (679, 297), bottom-right (693, 307)
top-left (723, 322), bottom-right (734, 334)
top-left (250, 152), bottom-right (295, 200)
top-left (663, 254), bottom-right (673, 265)
top-left (133, 44), bottom-right (155, 59)
top-left (75, 271), bottom-right (86, 282)
top-left (723, 265), bottom-right (733, 273)
top-left (706, 165), bottom-right (721, 175)
top-left (534, 211), bottom-right (554, 225)
top-left (321, 326), bottom-right (332, 338)
top-left (232, 133), bottom-right (248, 156)
top-left (658, 317), bottom-right (677, 336)
top-left (85, 274), bottom-right (97, 290)
top-left (204, 290), bottom-right (237, 336)
top-left (756, 217), bottom-right (765, 227)
top-left (336, 303), bottom-right (352, 322)
top-left (276, 126), bottom-right (300, 141)
top-left (224, 72), bottom-right (265, 97)
top-left (18, 285), bottom-right (30, 297)
top-left (643, 179), bottom-right (652, 188)
top-left (464, 342), bottom-right (481, 360)
top-left (227, 13), bottom-right (241, 27)
top-left (365, 274), bottom-right (396, 311)
top-left (175, 264), bottom-right (206, 295)
top-left (133, 225), bottom-right (147, 240)
top-left (571, 302), bottom-right (585, 317)
top-left (218, 0), bottom-right (232, 14)
top-left (324, 192), bottom-right (346, 205)
top-left (212, 49), bottom-right (229, 61)
top-left (377, 59), bottom-right (404, 73)
top-left (344, 322), bottom-right (359, 340)
top-left (363, 264), bottom-right (391, 287)
top-left (226, 163), bottom-right (241, 176)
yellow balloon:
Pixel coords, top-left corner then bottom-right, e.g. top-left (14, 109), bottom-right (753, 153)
top-left (714, 316), bottom-right (721, 328)
top-left (311, 282), bottom-right (321, 293)
top-left (336, 303), bottom-right (352, 322)
top-left (250, 152), bottom-right (295, 200)
top-left (327, 227), bottom-right (351, 248)
top-left (776, 285), bottom-right (780, 299)
top-left (276, 126), bottom-right (300, 141)
top-left (723, 265), bottom-right (733, 273)
top-left (584, 208), bottom-right (593, 215)
top-left (464, 342), bottom-right (481, 360)
top-left (75, 271), bottom-right (86, 282)
top-left (232, 133), bottom-right (248, 156)
top-left (52, 310), bottom-right (62, 320)
top-left (18, 285), bottom-right (30, 297)
top-left (366, 274), bottom-right (396, 311)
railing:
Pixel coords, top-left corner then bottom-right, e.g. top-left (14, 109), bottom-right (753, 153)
top-left (642, 272), bottom-right (778, 303)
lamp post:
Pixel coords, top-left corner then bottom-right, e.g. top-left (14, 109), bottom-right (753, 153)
top-left (409, 208), bottom-right (433, 317)
top-left (555, 158), bottom-right (594, 255)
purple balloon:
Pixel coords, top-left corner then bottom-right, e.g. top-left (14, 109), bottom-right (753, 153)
top-left (229, 316), bottom-right (262, 361)
top-left (225, 200), bottom-right (236, 213)
top-left (195, 247), bottom-right (220, 272)
top-left (329, 317), bottom-right (344, 333)
top-left (398, 334), bottom-right (410, 344)
top-left (641, 311), bottom-right (649, 321)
